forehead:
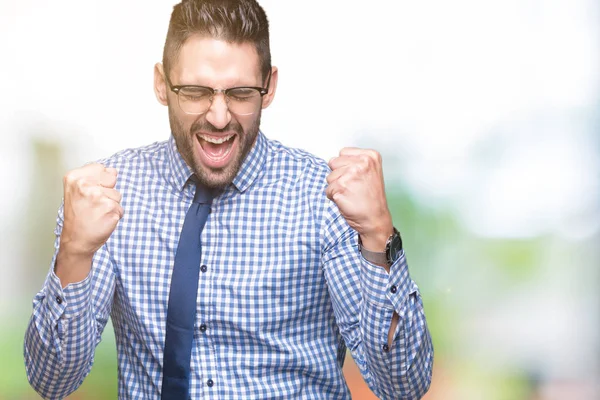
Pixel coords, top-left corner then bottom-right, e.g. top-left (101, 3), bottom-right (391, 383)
top-left (172, 36), bottom-right (262, 85)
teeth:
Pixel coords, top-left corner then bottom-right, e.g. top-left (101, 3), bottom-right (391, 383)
top-left (199, 134), bottom-right (234, 144)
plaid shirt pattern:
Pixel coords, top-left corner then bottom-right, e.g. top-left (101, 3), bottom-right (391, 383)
top-left (25, 132), bottom-right (433, 399)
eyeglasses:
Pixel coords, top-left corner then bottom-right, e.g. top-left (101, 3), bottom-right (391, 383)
top-left (167, 70), bottom-right (271, 116)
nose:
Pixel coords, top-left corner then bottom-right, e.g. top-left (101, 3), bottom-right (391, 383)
top-left (205, 92), bottom-right (231, 130)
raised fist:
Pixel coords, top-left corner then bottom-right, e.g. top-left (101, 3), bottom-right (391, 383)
top-left (326, 148), bottom-right (393, 252)
top-left (60, 163), bottom-right (123, 257)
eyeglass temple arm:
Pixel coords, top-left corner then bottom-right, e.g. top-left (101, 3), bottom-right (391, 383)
top-left (164, 74), bottom-right (180, 94)
top-left (261, 69), bottom-right (272, 96)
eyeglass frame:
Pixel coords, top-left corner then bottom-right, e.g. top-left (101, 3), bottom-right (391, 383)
top-left (166, 69), bottom-right (272, 115)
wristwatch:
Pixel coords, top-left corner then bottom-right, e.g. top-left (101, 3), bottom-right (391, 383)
top-left (358, 228), bottom-right (403, 267)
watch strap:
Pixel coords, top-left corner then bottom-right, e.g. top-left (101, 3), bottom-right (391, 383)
top-left (359, 245), bottom-right (389, 265)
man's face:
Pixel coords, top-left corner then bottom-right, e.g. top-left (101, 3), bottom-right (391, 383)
top-left (156, 36), bottom-right (276, 188)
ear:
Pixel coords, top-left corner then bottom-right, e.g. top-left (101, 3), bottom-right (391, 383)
top-left (154, 63), bottom-right (168, 106)
top-left (261, 66), bottom-right (278, 109)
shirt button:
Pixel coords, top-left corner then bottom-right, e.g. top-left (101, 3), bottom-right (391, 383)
top-left (55, 296), bottom-right (63, 304)
top-left (200, 324), bottom-right (207, 332)
top-left (390, 285), bottom-right (398, 294)
top-left (200, 265), bottom-right (208, 273)
top-left (207, 379), bottom-right (214, 387)
top-left (383, 344), bottom-right (390, 353)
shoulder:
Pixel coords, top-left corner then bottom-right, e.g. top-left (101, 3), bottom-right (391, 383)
top-left (261, 136), bottom-right (340, 224)
top-left (263, 137), bottom-right (331, 184)
top-left (93, 140), bottom-right (172, 194)
top-left (95, 140), bottom-right (169, 171)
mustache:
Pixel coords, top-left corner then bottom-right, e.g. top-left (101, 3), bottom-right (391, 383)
top-left (190, 119), bottom-right (242, 135)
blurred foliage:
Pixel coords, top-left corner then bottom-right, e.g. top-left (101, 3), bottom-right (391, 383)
top-left (1, 321), bottom-right (30, 399)
top-left (22, 140), bottom-right (65, 294)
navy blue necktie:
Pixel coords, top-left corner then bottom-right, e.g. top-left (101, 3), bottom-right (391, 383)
top-left (161, 181), bottom-right (214, 399)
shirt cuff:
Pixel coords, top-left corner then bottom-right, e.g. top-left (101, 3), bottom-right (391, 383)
top-left (46, 270), bottom-right (92, 321)
top-left (360, 250), bottom-right (418, 313)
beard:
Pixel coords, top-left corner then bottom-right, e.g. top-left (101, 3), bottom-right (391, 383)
top-left (168, 104), bottom-right (261, 189)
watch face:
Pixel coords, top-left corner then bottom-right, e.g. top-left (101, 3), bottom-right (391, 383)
top-left (387, 232), bottom-right (403, 263)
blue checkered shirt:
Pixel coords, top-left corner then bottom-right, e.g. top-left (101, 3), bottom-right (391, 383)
top-left (25, 132), bottom-right (433, 399)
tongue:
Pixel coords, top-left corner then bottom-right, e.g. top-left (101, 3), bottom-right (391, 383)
top-left (203, 141), bottom-right (228, 158)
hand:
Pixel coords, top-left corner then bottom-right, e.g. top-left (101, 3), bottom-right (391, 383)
top-left (326, 148), bottom-right (393, 252)
top-left (60, 163), bottom-right (123, 257)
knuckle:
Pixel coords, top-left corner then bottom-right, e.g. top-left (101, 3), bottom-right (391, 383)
top-left (367, 149), bottom-right (381, 163)
top-left (106, 169), bottom-right (118, 180)
top-left (373, 150), bottom-right (382, 163)
top-left (358, 156), bottom-right (370, 170)
top-left (80, 183), bottom-right (91, 195)
top-left (335, 179), bottom-right (347, 192)
top-left (63, 170), bottom-right (78, 186)
top-left (327, 170), bottom-right (338, 182)
top-left (83, 184), bottom-right (101, 199)
top-left (325, 188), bottom-right (334, 200)
top-left (108, 212), bottom-right (120, 224)
top-left (102, 199), bottom-right (115, 214)
top-left (78, 183), bottom-right (91, 196)
top-left (351, 164), bottom-right (363, 175)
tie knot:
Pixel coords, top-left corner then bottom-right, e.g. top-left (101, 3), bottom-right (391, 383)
top-left (193, 181), bottom-right (214, 205)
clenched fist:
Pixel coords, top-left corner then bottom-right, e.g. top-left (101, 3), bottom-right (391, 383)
top-left (326, 148), bottom-right (393, 254)
top-left (55, 163), bottom-right (123, 286)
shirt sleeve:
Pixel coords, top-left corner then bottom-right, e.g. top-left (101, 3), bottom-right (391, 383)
top-left (24, 203), bottom-right (117, 399)
top-left (321, 204), bottom-right (433, 400)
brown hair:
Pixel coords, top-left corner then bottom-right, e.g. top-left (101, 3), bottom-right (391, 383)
top-left (162, 0), bottom-right (271, 81)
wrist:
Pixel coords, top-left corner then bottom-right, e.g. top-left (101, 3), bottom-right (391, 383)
top-left (56, 246), bottom-right (94, 264)
top-left (59, 230), bottom-right (97, 258)
top-left (55, 245), bottom-right (94, 288)
top-left (358, 222), bottom-right (394, 252)
top-left (359, 227), bottom-right (403, 271)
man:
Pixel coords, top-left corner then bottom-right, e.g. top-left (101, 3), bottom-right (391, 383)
top-left (24, 0), bottom-right (433, 399)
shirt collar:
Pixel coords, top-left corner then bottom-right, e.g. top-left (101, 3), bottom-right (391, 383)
top-left (232, 130), bottom-right (268, 193)
top-left (167, 135), bottom-right (194, 192)
top-left (166, 131), bottom-right (268, 194)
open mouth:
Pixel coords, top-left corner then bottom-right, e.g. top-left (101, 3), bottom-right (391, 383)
top-left (196, 133), bottom-right (237, 165)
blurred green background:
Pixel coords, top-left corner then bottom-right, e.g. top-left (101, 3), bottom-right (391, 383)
top-left (1, 0), bottom-right (598, 399)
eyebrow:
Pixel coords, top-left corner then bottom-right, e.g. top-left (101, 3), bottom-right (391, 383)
top-left (176, 83), bottom-right (258, 88)
top-left (175, 75), bottom-right (259, 87)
